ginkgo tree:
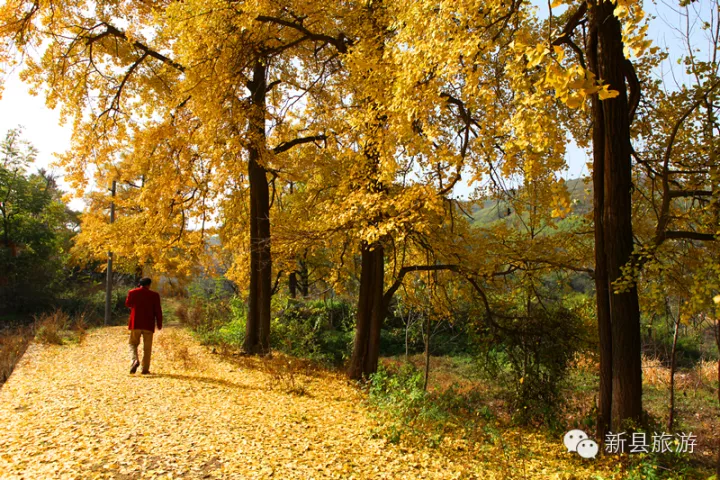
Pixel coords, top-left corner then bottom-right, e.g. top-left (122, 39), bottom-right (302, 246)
top-left (266, 0), bottom-right (587, 379)
top-left (529, 0), bottom-right (657, 434)
top-left (0, 0), bottom-right (582, 377)
top-left (0, 0), bottom-right (355, 354)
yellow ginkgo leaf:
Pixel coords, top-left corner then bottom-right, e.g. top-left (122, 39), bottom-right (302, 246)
top-left (598, 86), bottom-right (620, 100)
top-left (565, 95), bottom-right (583, 109)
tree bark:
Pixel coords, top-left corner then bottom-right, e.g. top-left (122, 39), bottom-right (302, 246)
top-left (588, 21), bottom-right (613, 443)
top-left (667, 304), bottom-right (680, 431)
top-left (244, 60), bottom-right (272, 355)
top-left (348, 242), bottom-right (386, 380)
top-left (423, 311), bottom-right (431, 391)
top-left (594, 0), bottom-right (643, 429)
top-left (298, 257), bottom-right (309, 297)
top-left (288, 272), bottom-right (297, 299)
top-left (1, 212), bottom-right (9, 248)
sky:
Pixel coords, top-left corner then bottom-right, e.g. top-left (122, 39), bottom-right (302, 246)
top-left (0, 0), bottom-right (713, 209)
top-left (0, 72), bottom-right (71, 164)
top-left (0, 71), bottom-right (80, 208)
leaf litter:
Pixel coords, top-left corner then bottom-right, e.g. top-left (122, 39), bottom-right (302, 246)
top-left (0, 326), bottom-right (623, 479)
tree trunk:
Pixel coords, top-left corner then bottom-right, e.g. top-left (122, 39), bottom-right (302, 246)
top-left (298, 257), bottom-right (309, 297)
top-left (423, 311), bottom-right (431, 391)
top-left (348, 242), bottom-right (385, 380)
top-left (244, 60), bottom-right (272, 355)
top-left (289, 272), bottom-right (297, 299)
top-left (134, 265), bottom-right (144, 286)
top-left (405, 310), bottom-right (413, 361)
top-left (588, 23), bottom-right (613, 443)
top-left (595, 0), bottom-right (643, 429)
top-left (1, 211), bottom-right (9, 248)
top-left (667, 306), bottom-right (680, 431)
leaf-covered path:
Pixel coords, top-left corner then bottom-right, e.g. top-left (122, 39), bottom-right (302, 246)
top-left (0, 325), bottom-right (478, 479)
top-left (1, 325), bottom-right (629, 479)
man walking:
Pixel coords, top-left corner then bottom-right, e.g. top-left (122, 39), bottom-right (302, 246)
top-left (126, 277), bottom-right (163, 374)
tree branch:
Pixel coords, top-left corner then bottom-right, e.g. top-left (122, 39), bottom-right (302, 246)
top-left (382, 264), bottom-right (459, 309)
top-left (273, 134), bottom-right (327, 154)
top-left (668, 189), bottom-right (713, 198)
top-left (270, 270), bottom-right (284, 296)
top-left (624, 59), bottom-right (640, 124)
top-left (665, 231), bottom-right (717, 241)
top-left (87, 23), bottom-right (185, 72)
top-left (255, 16), bottom-right (351, 54)
top-left (551, 2), bottom-right (587, 47)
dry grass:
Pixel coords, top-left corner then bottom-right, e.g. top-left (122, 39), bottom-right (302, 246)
top-left (642, 356), bottom-right (670, 387)
top-left (257, 353), bottom-right (316, 396)
top-left (174, 301), bottom-right (210, 331)
top-left (33, 309), bottom-right (87, 345)
top-left (155, 328), bottom-right (201, 371)
top-left (174, 302), bottom-right (190, 325)
top-left (642, 355), bottom-right (718, 390)
top-left (696, 359), bottom-right (718, 385)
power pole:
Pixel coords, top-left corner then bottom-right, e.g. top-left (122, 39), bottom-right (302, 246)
top-left (104, 180), bottom-right (116, 326)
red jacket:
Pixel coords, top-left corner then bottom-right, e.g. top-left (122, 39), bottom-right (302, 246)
top-left (126, 286), bottom-right (163, 331)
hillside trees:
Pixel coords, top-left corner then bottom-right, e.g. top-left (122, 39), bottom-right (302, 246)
top-left (0, 128), bottom-right (78, 312)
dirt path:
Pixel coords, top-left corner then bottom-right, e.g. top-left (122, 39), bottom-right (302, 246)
top-left (0, 325), bottom-right (476, 479)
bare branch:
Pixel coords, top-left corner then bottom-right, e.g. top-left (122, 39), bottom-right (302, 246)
top-left (273, 134), bottom-right (327, 154)
top-left (383, 264), bottom-right (459, 309)
top-left (255, 16), bottom-right (351, 54)
top-left (86, 23), bottom-right (185, 72)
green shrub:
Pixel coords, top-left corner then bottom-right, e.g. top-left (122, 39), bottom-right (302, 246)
top-left (179, 296), bottom-right (354, 366)
top-left (642, 320), bottom-right (708, 368)
top-left (473, 304), bottom-right (589, 426)
top-left (368, 363), bottom-right (491, 446)
top-left (271, 299), bottom-right (354, 366)
top-left (622, 451), bottom-right (698, 480)
top-left (54, 288), bottom-right (127, 326)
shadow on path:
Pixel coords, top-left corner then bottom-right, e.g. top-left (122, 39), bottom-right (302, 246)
top-left (149, 372), bottom-right (258, 391)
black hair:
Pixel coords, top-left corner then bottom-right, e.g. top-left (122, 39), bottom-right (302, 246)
top-left (139, 277), bottom-right (152, 287)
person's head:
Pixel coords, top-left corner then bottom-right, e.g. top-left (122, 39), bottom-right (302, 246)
top-left (138, 277), bottom-right (152, 287)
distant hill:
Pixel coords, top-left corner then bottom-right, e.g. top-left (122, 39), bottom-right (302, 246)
top-left (468, 177), bottom-right (592, 228)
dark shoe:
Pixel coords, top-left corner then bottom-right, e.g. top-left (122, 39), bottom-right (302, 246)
top-left (130, 360), bottom-right (140, 374)
top-left (141, 370), bottom-right (150, 375)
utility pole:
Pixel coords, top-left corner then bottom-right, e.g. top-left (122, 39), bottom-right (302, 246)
top-left (104, 180), bottom-right (116, 326)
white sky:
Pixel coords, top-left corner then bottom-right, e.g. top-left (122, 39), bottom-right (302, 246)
top-left (0, 0), bottom-right (712, 210)
top-left (0, 70), bottom-right (83, 209)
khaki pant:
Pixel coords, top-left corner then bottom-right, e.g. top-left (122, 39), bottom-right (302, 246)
top-left (129, 329), bottom-right (154, 372)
